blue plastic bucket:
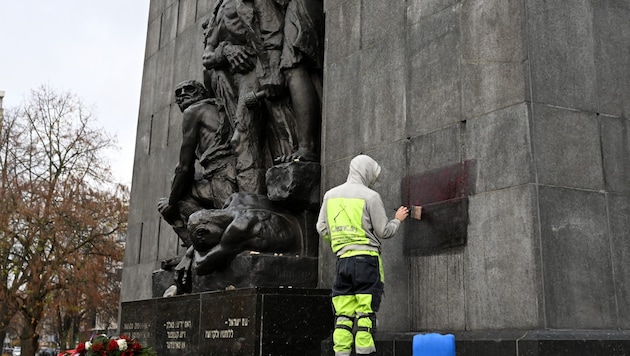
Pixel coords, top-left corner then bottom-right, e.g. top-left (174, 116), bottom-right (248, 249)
top-left (412, 333), bottom-right (455, 356)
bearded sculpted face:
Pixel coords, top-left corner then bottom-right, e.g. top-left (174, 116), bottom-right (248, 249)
top-left (175, 80), bottom-right (208, 111)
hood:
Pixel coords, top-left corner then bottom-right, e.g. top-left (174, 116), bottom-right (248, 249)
top-left (347, 155), bottom-right (381, 188)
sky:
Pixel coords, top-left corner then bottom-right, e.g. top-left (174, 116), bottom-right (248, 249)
top-left (0, 1), bottom-right (151, 186)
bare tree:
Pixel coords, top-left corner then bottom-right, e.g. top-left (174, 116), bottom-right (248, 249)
top-left (0, 86), bottom-right (128, 356)
top-left (0, 107), bottom-right (23, 351)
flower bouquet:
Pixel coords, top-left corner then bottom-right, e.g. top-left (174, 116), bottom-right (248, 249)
top-left (58, 334), bottom-right (156, 356)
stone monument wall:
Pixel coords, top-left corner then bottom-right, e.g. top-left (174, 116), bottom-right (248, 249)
top-left (318, 0), bottom-right (630, 334)
top-left (122, 0), bottom-right (630, 337)
top-left (121, 0), bottom-right (215, 302)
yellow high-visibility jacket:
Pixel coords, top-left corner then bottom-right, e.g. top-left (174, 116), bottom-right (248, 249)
top-left (316, 155), bottom-right (401, 257)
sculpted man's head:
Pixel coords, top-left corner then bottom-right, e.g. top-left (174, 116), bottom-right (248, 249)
top-left (187, 209), bottom-right (233, 252)
top-left (175, 80), bottom-right (209, 111)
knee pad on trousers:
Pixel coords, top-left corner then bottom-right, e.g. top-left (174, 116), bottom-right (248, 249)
top-left (356, 313), bottom-right (376, 334)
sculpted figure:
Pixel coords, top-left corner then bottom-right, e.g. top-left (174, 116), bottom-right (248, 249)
top-left (202, 0), bottom-right (324, 171)
top-left (158, 80), bottom-right (238, 246)
top-left (173, 192), bottom-right (303, 290)
top-left (160, 1), bottom-right (324, 294)
top-left (202, 0), bottom-right (269, 194)
top-left (243, 0), bottom-right (324, 163)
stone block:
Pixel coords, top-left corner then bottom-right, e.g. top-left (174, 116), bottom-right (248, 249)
top-left (119, 298), bottom-right (158, 345)
top-left (322, 56), bottom-right (361, 162)
top-left (359, 37), bottom-right (407, 148)
top-left (407, 6), bottom-right (462, 135)
top-left (532, 104), bottom-right (604, 190)
top-left (609, 193), bottom-right (630, 328)
top-left (121, 262), bottom-right (160, 302)
top-left (407, 4), bottom-right (460, 61)
top-left (539, 186), bottom-right (616, 329)
top-left (123, 222), bottom-right (142, 265)
top-left (152, 265), bottom-right (176, 298)
top-left (408, 125), bottom-right (462, 175)
top-left (154, 41), bottom-right (177, 112)
top-left (173, 24), bottom-right (206, 86)
top-left (594, 2), bottom-right (630, 117)
top-left (461, 0), bottom-right (525, 62)
top-left (401, 161), bottom-right (473, 256)
top-left (324, 0), bottom-right (361, 64)
top-left (140, 217), bottom-right (161, 263)
top-left (526, 0), bottom-right (597, 111)
top-left (410, 250), bottom-right (466, 330)
top-left (266, 162), bottom-right (320, 209)
top-left (407, 0), bottom-right (460, 25)
top-left (177, 0), bottom-right (198, 34)
top-left (404, 198), bottom-right (467, 256)
top-left (152, 104), bottom-right (172, 154)
top-left (191, 254), bottom-right (319, 293)
top-left (135, 108), bottom-right (154, 160)
top-left (465, 103), bottom-right (533, 193)
top-left (320, 156), bottom-right (350, 189)
top-left (148, 0), bottom-right (164, 23)
top-left (157, 218), bottom-right (180, 260)
top-left (166, 103), bottom-right (181, 148)
top-left (323, 0), bottom-right (350, 14)
top-left (361, 0), bottom-right (404, 49)
top-left (375, 330), bottom-right (630, 356)
top-left (160, 2), bottom-right (179, 48)
top-left (461, 62), bottom-right (526, 119)
top-left (403, 162), bottom-right (472, 205)
top-left (196, 0), bottom-right (215, 20)
top-left (145, 17), bottom-right (161, 59)
top-left (601, 117), bottom-right (630, 194)
top-left (466, 184), bottom-right (541, 329)
top-left (155, 295), bottom-right (201, 354)
top-left (120, 288), bottom-right (333, 355)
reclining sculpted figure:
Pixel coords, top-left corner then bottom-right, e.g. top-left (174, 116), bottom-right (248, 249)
top-left (173, 192), bottom-right (303, 292)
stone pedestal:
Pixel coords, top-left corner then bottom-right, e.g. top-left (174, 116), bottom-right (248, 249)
top-left (152, 253), bottom-right (319, 297)
top-left (366, 330), bottom-right (630, 356)
top-left (120, 288), bottom-right (333, 356)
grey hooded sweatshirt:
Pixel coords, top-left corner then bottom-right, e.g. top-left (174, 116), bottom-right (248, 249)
top-left (316, 155), bottom-right (401, 257)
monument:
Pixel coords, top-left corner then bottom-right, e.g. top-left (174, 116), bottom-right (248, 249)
top-left (121, 0), bottom-right (630, 355)
top-left (121, 0), bottom-right (331, 354)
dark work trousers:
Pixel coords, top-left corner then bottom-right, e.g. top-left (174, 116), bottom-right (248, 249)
top-left (331, 254), bottom-right (384, 355)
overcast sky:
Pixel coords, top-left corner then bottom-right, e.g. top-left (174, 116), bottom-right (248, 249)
top-left (0, 1), bottom-right (150, 186)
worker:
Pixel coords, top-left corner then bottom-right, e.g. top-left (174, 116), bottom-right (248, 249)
top-left (316, 154), bottom-right (410, 356)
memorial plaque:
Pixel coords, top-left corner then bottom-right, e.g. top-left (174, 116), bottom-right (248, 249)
top-left (120, 288), bottom-right (333, 355)
top-left (199, 291), bottom-right (258, 354)
top-left (199, 288), bottom-right (333, 355)
top-left (120, 299), bottom-right (157, 348)
top-left (258, 293), bottom-right (334, 354)
top-left (155, 295), bottom-right (201, 355)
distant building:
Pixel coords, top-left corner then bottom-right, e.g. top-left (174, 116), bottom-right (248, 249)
top-left (0, 90), bottom-right (5, 120)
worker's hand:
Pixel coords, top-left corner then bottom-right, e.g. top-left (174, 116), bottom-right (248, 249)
top-left (395, 206), bottom-right (409, 222)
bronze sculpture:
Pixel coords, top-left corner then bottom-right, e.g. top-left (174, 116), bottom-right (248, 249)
top-left (159, 0), bottom-right (324, 294)
top-left (158, 80), bottom-right (237, 246)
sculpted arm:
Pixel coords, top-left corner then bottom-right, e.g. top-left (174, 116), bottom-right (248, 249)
top-left (168, 111), bottom-right (199, 206)
top-left (202, 17), bottom-right (228, 70)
